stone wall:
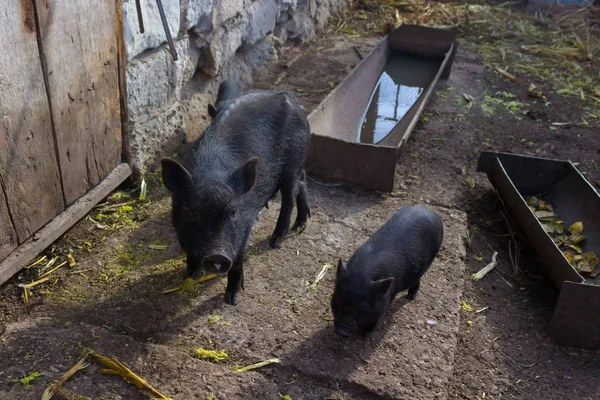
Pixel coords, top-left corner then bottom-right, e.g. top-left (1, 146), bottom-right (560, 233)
top-left (122, 0), bottom-right (346, 178)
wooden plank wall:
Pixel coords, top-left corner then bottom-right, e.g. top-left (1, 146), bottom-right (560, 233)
top-left (34, 0), bottom-right (122, 206)
top-left (0, 0), bottom-right (65, 249)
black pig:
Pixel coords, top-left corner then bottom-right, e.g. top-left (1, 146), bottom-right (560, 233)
top-left (331, 206), bottom-right (443, 337)
top-left (207, 80), bottom-right (243, 119)
top-left (161, 89), bottom-right (311, 305)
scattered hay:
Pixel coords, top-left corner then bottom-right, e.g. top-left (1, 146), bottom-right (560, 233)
top-left (42, 352), bottom-right (90, 400)
top-left (234, 358), bottom-right (281, 372)
top-left (88, 350), bottom-right (172, 400)
top-left (310, 263), bottom-right (333, 290)
top-left (162, 274), bottom-right (218, 294)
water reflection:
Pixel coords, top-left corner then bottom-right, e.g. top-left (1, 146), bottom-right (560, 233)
top-left (359, 54), bottom-right (439, 144)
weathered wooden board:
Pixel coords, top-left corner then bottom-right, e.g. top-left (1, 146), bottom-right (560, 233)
top-left (0, 178), bottom-right (17, 263)
top-left (35, 0), bottom-right (122, 205)
top-left (0, 0), bottom-right (65, 244)
top-left (0, 163), bottom-right (131, 287)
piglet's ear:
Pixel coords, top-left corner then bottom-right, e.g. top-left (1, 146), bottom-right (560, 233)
top-left (336, 258), bottom-right (348, 279)
top-left (232, 157), bottom-right (259, 194)
top-left (372, 278), bottom-right (394, 298)
top-left (161, 158), bottom-right (193, 194)
top-left (207, 103), bottom-right (218, 118)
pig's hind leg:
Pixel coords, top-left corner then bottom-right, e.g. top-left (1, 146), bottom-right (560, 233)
top-left (291, 171), bottom-right (310, 232)
top-left (269, 182), bottom-right (295, 249)
top-left (406, 280), bottom-right (420, 300)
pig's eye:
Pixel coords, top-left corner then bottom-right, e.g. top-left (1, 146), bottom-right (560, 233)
top-left (189, 210), bottom-right (198, 218)
top-left (230, 210), bottom-right (237, 220)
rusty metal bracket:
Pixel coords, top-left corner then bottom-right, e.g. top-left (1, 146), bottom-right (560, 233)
top-left (155, 0), bottom-right (178, 61)
top-left (134, 0), bottom-right (145, 33)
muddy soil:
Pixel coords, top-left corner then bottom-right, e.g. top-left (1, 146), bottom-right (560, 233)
top-left (2, 3), bottom-right (600, 400)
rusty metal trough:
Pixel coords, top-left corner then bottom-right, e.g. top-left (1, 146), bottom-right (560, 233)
top-left (477, 151), bottom-right (600, 349)
top-left (305, 24), bottom-right (457, 192)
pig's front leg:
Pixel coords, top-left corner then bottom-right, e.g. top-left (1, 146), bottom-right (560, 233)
top-left (187, 253), bottom-right (202, 279)
top-left (224, 261), bottom-right (244, 305)
top-left (224, 229), bottom-right (250, 305)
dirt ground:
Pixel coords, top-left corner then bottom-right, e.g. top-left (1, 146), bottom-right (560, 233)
top-left (1, 1), bottom-right (600, 399)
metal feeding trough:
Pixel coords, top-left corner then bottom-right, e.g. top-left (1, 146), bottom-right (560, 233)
top-left (477, 151), bottom-right (600, 349)
top-left (305, 24), bottom-right (457, 192)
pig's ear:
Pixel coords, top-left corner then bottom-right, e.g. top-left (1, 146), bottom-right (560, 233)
top-left (207, 103), bottom-right (218, 118)
top-left (232, 157), bottom-right (259, 194)
top-left (336, 258), bottom-right (348, 279)
top-left (372, 278), bottom-right (394, 298)
top-left (161, 158), bottom-right (193, 193)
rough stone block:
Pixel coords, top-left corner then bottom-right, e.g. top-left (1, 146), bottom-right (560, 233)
top-left (123, 0), bottom-right (181, 60)
top-left (273, 24), bottom-right (290, 43)
top-left (127, 39), bottom-right (198, 121)
top-left (309, 0), bottom-right (318, 17)
top-left (245, 0), bottom-right (278, 47)
top-left (285, 9), bottom-right (315, 43)
top-left (215, 0), bottom-right (245, 24)
top-left (180, 0), bottom-right (214, 33)
top-left (129, 103), bottom-right (187, 175)
top-left (244, 36), bottom-right (278, 70)
top-left (184, 82), bottom-right (218, 142)
top-left (200, 13), bottom-right (249, 76)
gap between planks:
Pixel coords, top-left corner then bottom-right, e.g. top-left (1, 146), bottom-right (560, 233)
top-left (0, 163), bottom-right (131, 287)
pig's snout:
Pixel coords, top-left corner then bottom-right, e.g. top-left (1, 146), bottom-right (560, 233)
top-left (334, 325), bottom-right (352, 338)
top-left (202, 253), bottom-right (232, 273)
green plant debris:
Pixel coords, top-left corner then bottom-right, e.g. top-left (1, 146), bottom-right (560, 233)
top-left (464, 177), bottom-right (476, 188)
top-left (234, 358), bottom-right (281, 372)
top-left (139, 179), bottom-right (148, 202)
top-left (94, 243), bottom-right (156, 284)
top-left (194, 348), bottom-right (228, 362)
top-left (88, 349), bottom-right (172, 399)
top-left (26, 255), bottom-right (47, 269)
top-left (482, 92), bottom-right (524, 116)
top-left (271, 72), bottom-right (287, 89)
top-left (148, 244), bottom-right (168, 250)
top-left (151, 256), bottom-right (185, 274)
top-left (472, 251), bottom-right (498, 281)
top-left (279, 393), bottom-right (293, 400)
top-left (207, 315), bottom-right (230, 326)
top-left (118, 205), bottom-right (133, 213)
top-left (108, 192), bottom-right (130, 202)
top-left (162, 274), bottom-right (217, 294)
top-left (11, 371), bottom-right (44, 386)
top-left (467, 320), bottom-right (473, 327)
top-left (461, 300), bottom-right (473, 312)
top-left (42, 351), bottom-right (90, 400)
top-left (476, 256), bottom-right (484, 262)
top-left (310, 263), bottom-right (333, 290)
top-left (67, 253), bottom-right (76, 268)
top-left (528, 197), bottom-right (598, 275)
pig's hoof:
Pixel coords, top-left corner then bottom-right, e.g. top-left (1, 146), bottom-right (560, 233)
top-left (291, 220), bottom-right (307, 233)
top-left (269, 235), bottom-right (284, 249)
top-left (189, 268), bottom-right (202, 280)
top-left (224, 291), bottom-right (239, 306)
top-left (406, 292), bottom-right (417, 301)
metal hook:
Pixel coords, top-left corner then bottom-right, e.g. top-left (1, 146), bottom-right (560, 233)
top-left (155, 0), bottom-right (178, 61)
top-left (134, 0), bottom-right (145, 33)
